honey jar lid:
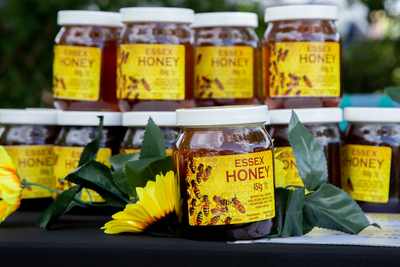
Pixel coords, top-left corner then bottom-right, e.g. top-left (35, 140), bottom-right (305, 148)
top-left (191, 12), bottom-right (258, 28)
top-left (57, 11), bottom-right (123, 27)
top-left (344, 107), bottom-right (400, 123)
top-left (176, 105), bottom-right (269, 126)
top-left (264, 5), bottom-right (339, 22)
top-left (123, 112), bottom-right (176, 127)
top-left (57, 111), bottom-right (122, 126)
top-left (0, 109), bottom-right (59, 125)
top-left (120, 7), bottom-right (194, 24)
top-left (269, 108), bottom-right (343, 125)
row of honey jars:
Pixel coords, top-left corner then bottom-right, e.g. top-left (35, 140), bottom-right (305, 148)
top-left (53, 5), bottom-right (342, 112)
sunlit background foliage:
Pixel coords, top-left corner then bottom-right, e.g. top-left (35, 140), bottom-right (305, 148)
top-left (0, 0), bottom-right (399, 108)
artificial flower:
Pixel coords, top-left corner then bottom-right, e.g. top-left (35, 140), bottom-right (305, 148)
top-left (274, 150), bottom-right (287, 188)
top-left (0, 146), bottom-right (22, 222)
top-left (102, 170), bottom-right (180, 234)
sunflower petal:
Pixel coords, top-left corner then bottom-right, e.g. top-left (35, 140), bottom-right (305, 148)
top-left (136, 187), bottom-right (163, 219)
top-left (102, 219), bottom-right (147, 234)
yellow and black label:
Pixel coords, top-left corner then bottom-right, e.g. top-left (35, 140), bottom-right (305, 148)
top-left (53, 146), bottom-right (112, 202)
top-left (5, 145), bottom-right (54, 199)
top-left (341, 144), bottom-right (391, 203)
top-left (120, 148), bottom-right (173, 155)
top-left (185, 151), bottom-right (275, 226)
top-left (266, 42), bottom-right (340, 97)
top-left (53, 45), bottom-right (102, 101)
top-left (117, 44), bottom-right (185, 100)
top-left (194, 46), bottom-right (254, 99)
top-left (275, 147), bottom-right (303, 187)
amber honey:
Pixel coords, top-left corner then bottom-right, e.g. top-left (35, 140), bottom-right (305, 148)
top-left (262, 5), bottom-right (342, 109)
top-left (174, 105), bottom-right (276, 240)
top-left (117, 7), bottom-right (195, 111)
top-left (191, 12), bottom-right (261, 107)
top-left (53, 11), bottom-right (122, 111)
top-left (342, 108), bottom-right (400, 213)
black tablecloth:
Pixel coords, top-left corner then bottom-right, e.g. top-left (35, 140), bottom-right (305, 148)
top-left (0, 211), bottom-right (399, 267)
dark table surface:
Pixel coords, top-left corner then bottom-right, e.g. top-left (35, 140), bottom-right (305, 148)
top-left (0, 210), bottom-right (399, 267)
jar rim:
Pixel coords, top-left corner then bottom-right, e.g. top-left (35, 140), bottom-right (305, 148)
top-left (0, 109), bottom-right (59, 125)
top-left (176, 105), bottom-right (269, 126)
top-left (344, 107), bottom-right (400, 123)
top-left (57, 111), bottom-right (122, 126)
top-left (268, 108), bottom-right (343, 125)
top-left (120, 7), bottom-right (194, 24)
top-left (191, 12), bottom-right (258, 28)
top-left (123, 111), bottom-right (176, 127)
top-left (57, 11), bottom-right (123, 27)
top-left (264, 5), bottom-right (339, 23)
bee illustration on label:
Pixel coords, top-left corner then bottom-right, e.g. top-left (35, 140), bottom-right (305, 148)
top-left (215, 78), bottom-right (223, 90)
top-left (296, 90), bottom-right (301, 95)
top-left (186, 157), bottom-right (196, 174)
top-left (270, 75), bottom-right (275, 88)
top-left (202, 195), bottom-right (210, 217)
top-left (196, 163), bottom-right (204, 184)
top-left (277, 48), bottom-right (283, 62)
top-left (280, 73), bottom-right (285, 88)
top-left (142, 78), bottom-right (151, 91)
top-left (191, 180), bottom-right (202, 200)
top-left (285, 88), bottom-right (293, 95)
top-left (189, 198), bottom-right (198, 216)
top-left (197, 53), bottom-right (202, 64)
top-left (202, 76), bottom-right (213, 84)
top-left (122, 51), bottom-right (129, 64)
top-left (289, 73), bottom-right (301, 81)
top-left (53, 76), bottom-right (59, 89)
top-left (286, 82), bottom-right (299, 88)
top-left (275, 85), bottom-right (280, 95)
top-left (273, 61), bottom-right (279, 75)
top-left (303, 75), bottom-right (313, 88)
top-left (196, 211), bottom-right (203, 226)
top-left (125, 90), bottom-right (134, 99)
top-left (127, 85), bottom-right (138, 91)
top-left (122, 75), bottom-right (126, 91)
top-left (60, 78), bottom-right (66, 90)
top-left (200, 84), bottom-right (211, 90)
top-left (198, 90), bottom-right (206, 97)
top-left (224, 217), bottom-right (232, 225)
top-left (208, 215), bottom-right (221, 226)
top-left (213, 195), bottom-right (232, 206)
top-left (211, 205), bottom-right (229, 216)
top-left (232, 196), bottom-right (246, 214)
top-left (270, 43), bottom-right (276, 55)
top-left (203, 165), bottom-right (212, 182)
top-left (281, 49), bottom-right (289, 61)
top-left (22, 179), bottom-right (32, 191)
top-left (347, 178), bottom-right (354, 191)
top-left (129, 76), bottom-right (140, 84)
top-left (208, 92), bottom-right (213, 98)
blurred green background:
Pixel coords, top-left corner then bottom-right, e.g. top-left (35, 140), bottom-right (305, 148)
top-left (0, 0), bottom-right (399, 108)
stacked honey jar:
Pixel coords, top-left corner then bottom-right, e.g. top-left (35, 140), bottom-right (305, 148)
top-left (1, 5), bottom-right (400, 240)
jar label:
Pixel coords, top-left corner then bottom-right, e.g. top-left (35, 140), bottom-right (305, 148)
top-left (5, 145), bottom-right (54, 199)
top-left (117, 44), bottom-right (185, 100)
top-left (120, 148), bottom-right (173, 155)
top-left (183, 151), bottom-right (275, 226)
top-left (265, 42), bottom-right (340, 97)
top-left (53, 146), bottom-right (112, 202)
top-left (275, 147), bottom-right (304, 187)
top-left (53, 45), bottom-right (102, 101)
top-left (341, 144), bottom-right (391, 203)
top-left (194, 46), bottom-right (254, 99)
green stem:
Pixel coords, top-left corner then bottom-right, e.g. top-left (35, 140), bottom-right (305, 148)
top-left (20, 182), bottom-right (111, 207)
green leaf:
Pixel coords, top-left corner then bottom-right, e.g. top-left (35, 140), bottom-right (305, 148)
top-left (384, 86), bottom-right (400, 104)
top-left (108, 153), bottom-right (140, 197)
top-left (303, 184), bottom-right (374, 234)
top-left (140, 117), bottom-right (166, 159)
top-left (65, 159), bottom-right (129, 207)
top-left (35, 185), bottom-right (83, 229)
top-left (78, 116), bottom-right (103, 166)
top-left (281, 187), bottom-right (306, 237)
top-left (271, 187), bottom-right (290, 235)
top-left (288, 110), bottom-right (328, 192)
top-left (125, 156), bottom-right (174, 198)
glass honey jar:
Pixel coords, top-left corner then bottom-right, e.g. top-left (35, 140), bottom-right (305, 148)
top-left (0, 109), bottom-right (61, 210)
top-left (262, 5), bottom-right (342, 109)
top-left (267, 108), bottom-right (342, 188)
top-left (120, 111), bottom-right (179, 155)
top-left (117, 7), bottom-right (195, 111)
top-left (342, 107), bottom-right (400, 213)
top-left (174, 105), bottom-right (276, 240)
top-left (53, 11), bottom-right (122, 111)
top-left (191, 12), bottom-right (261, 107)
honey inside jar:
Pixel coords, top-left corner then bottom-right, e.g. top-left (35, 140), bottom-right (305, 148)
top-left (53, 11), bottom-right (122, 111)
top-left (191, 12), bottom-right (261, 107)
top-left (117, 7), bottom-right (195, 111)
top-left (174, 105), bottom-right (276, 241)
top-left (262, 5), bottom-right (342, 109)
top-left (342, 108), bottom-right (400, 213)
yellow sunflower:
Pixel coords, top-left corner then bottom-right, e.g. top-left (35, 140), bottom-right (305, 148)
top-left (102, 170), bottom-right (181, 234)
top-left (0, 146), bottom-right (22, 223)
top-left (274, 150), bottom-right (287, 188)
